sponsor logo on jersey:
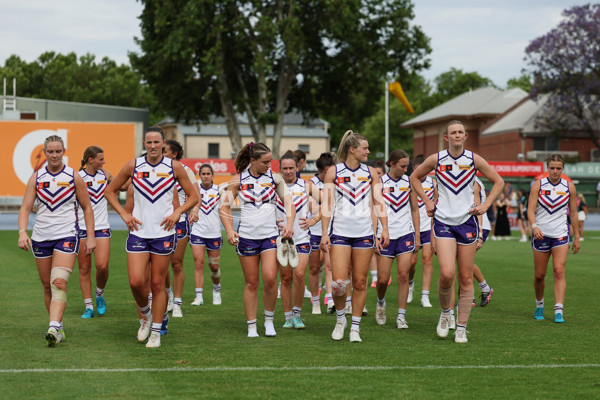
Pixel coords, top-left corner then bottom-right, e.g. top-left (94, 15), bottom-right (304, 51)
top-left (398, 187), bottom-right (409, 191)
top-left (208, 194), bottom-right (217, 198)
top-left (97, 180), bottom-right (106, 184)
top-left (86, 182), bottom-right (93, 187)
top-left (337, 177), bottom-right (351, 183)
top-left (556, 191), bottom-right (567, 196)
top-left (540, 190), bottom-right (552, 195)
top-left (261, 182), bottom-right (273, 187)
top-left (38, 182), bottom-right (50, 189)
top-left (439, 165), bottom-right (452, 172)
top-left (156, 172), bottom-right (170, 178)
top-left (423, 187), bottom-right (432, 191)
top-left (293, 192), bottom-right (303, 196)
top-left (357, 177), bottom-right (369, 181)
top-left (137, 172), bottom-right (150, 179)
top-left (241, 184), bottom-right (254, 190)
top-left (459, 164), bottom-right (471, 170)
top-left (384, 187), bottom-right (394, 193)
top-left (57, 182), bottom-right (70, 187)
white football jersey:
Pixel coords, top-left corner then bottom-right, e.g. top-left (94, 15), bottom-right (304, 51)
top-left (331, 162), bottom-right (373, 237)
top-left (237, 169), bottom-right (278, 239)
top-left (78, 169), bottom-right (110, 231)
top-left (435, 150), bottom-right (476, 225)
top-left (191, 183), bottom-right (222, 238)
top-left (32, 165), bottom-right (78, 241)
top-left (416, 175), bottom-right (435, 233)
top-left (131, 155), bottom-right (175, 238)
top-left (535, 177), bottom-right (570, 238)
top-left (276, 178), bottom-right (310, 244)
top-left (377, 173), bottom-right (414, 239)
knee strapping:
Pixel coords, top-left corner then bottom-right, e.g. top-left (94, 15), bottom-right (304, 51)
top-left (210, 268), bottom-right (221, 278)
top-left (50, 267), bottom-right (72, 302)
top-left (331, 279), bottom-right (350, 296)
top-left (208, 256), bottom-right (220, 265)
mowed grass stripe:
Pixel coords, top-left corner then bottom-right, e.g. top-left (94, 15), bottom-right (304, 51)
top-left (2, 363), bottom-right (600, 373)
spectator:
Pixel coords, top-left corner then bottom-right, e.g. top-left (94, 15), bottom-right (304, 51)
top-left (577, 193), bottom-right (588, 241)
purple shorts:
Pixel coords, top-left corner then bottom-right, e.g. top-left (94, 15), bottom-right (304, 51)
top-left (175, 220), bottom-right (190, 240)
top-left (419, 230), bottom-right (432, 246)
top-left (236, 236), bottom-right (278, 257)
top-left (330, 234), bottom-right (375, 249)
top-left (310, 234), bottom-right (322, 252)
top-left (379, 232), bottom-right (416, 258)
top-left (481, 229), bottom-right (490, 243)
top-left (32, 236), bottom-right (79, 258)
top-left (126, 233), bottom-right (177, 255)
top-left (296, 242), bottom-right (311, 255)
top-left (433, 216), bottom-right (479, 245)
top-left (532, 235), bottom-right (569, 252)
top-left (190, 235), bottom-right (223, 251)
top-left (78, 228), bottom-right (111, 239)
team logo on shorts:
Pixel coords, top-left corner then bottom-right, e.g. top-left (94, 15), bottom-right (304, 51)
top-left (63, 242), bottom-right (74, 249)
top-left (177, 229), bottom-right (184, 234)
top-left (406, 241), bottom-right (414, 246)
top-left (214, 241), bottom-right (219, 246)
top-left (300, 245), bottom-right (310, 250)
top-left (363, 239), bottom-right (373, 244)
top-left (466, 232), bottom-right (474, 238)
top-left (164, 241), bottom-right (173, 248)
top-left (270, 239), bottom-right (276, 244)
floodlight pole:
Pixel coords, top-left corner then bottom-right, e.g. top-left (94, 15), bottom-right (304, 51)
top-left (385, 80), bottom-right (389, 160)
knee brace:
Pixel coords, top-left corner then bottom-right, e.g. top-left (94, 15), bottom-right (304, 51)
top-left (331, 279), bottom-right (350, 297)
top-left (210, 267), bottom-right (221, 279)
top-left (208, 256), bottom-right (220, 266)
top-left (50, 267), bottom-right (72, 302)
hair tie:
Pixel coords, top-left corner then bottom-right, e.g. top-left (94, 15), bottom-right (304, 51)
top-left (248, 142), bottom-right (254, 148)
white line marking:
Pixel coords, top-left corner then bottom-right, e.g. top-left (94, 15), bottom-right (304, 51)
top-left (1, 364), bottom-right (599, 373)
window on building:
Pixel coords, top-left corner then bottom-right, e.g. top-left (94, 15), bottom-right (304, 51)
top-left (20, 112), bottom-right (37, 120)
top-left (298, 144), bottom-right (310, 154)
top-left (533, 137), bottom-right (559, 151)
top-left (208, 143), bottom-right (220, 158)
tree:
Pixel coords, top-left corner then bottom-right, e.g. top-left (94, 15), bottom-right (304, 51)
top-left (506, 74), bottom-right (532, 93)
top-left (524, 3), bottom-right (600, 149)
top-left (131, 0), bottom-right (431, 156)
top-left (0, 52), bottom-right (160, 121)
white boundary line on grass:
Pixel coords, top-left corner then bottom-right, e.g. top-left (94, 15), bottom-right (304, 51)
top-left (1, 364), bottom-right (599, 373)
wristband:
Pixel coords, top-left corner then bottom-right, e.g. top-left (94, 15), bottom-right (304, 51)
top-left (19, 228), bottom-right (26, 233)
top-left (531, 223), bottom-right (538, 229)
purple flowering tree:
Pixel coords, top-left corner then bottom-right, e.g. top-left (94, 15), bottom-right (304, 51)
top-left (524, 3), bottom-right (600, 150)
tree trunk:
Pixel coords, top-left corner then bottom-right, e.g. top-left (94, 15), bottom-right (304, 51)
top-left (216, 32), bottom-right (242, 155)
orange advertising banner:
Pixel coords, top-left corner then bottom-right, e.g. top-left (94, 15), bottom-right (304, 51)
top-left (2, 121), bottom-right (136, 196)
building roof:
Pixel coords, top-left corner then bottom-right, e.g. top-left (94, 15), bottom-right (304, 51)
top-left (160, 111), bottom-right (329, 138)
top-left (401, 87), bottom-right (528, 128)
top-left (481, 95), bottom-right (549, 136)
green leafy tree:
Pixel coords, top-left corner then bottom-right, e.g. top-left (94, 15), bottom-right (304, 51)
top-left (506, 75), bottom-right (532, 93)
top-left (131, 0), bottom-right (431, 156)
top-left (0, 52), bottom-right (160, 121)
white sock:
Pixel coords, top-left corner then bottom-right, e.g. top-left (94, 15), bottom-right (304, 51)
top-left (422, 290), bottom-right (430, 297)
top-left (213, 284), bottom-right (221, 292)
top-left (174, 297), bottom-right (182, 306)
top-left (292, 306), bottom-right (301, 317)
top-left (196, 288), bottom-right (203, 297)
top-left (167, 287), bottom-right (173, 296)
top-left (536, 299), bottom-right (544, 308)
top-left (84, 298), bottom-right (93, 310)
top-left (397, 308), bottom-right (406, 318)
top-left (284, 311), bottom-right (292, 320)
top-left (479, 280), bottom-right (490, 293)
top-left (370, 270), bottom-right (377, 281)
top-left (95, 287), bottom-right (104, 297)
top-left (377, 297), bottom-right (385, 307)
top-left (554, 303), bottom-right (563, 315)
top-left (350, 316), bottom-right (361, 331)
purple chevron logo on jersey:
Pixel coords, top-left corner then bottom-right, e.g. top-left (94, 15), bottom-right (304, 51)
top-left (86, 182), bottom-right (106, 205)
top-left (132, 173), bottom-right (175, 204)
top-left (335, 179), bottom-right (371, 206)
top-left (37, 184), bottom-right (75, 212)
top-left (200, 195), bottom-right (219, 215)
top-left (436, 166), bottom-right (475, 195)
top-left (239, 184), bottom-right (275, 209)
top-left (383, 189), bottom-right (410, 213)
top-left (538, 190), bottom-right (569, 214)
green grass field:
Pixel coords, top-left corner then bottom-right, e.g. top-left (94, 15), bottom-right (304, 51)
top-left (1, 230), bottom-right (599, 399)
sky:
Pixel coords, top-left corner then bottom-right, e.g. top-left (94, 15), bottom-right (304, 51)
top-left (0, 0), bottom-right (590, 89)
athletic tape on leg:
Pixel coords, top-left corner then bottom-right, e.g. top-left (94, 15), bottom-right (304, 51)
top-left (210, 268), bottom-right (221, 278)
top-left (331, 279), bottom-right (350, 297)
top-left (50, 267), bottom-right (72, 302)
